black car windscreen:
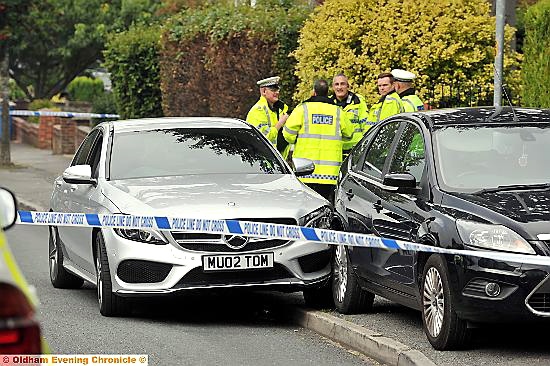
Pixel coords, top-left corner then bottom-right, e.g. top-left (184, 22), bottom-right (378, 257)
top-left (110, 128), bottom-right (287, 179)
top-left (434, 124), bottom-right (550, 191)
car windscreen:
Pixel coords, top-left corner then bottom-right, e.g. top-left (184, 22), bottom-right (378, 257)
top-left (434, 124), bottom-right (550, 192)
top-left (110, 127), bottom-right (287, 179)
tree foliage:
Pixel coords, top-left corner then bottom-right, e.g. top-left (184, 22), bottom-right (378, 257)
top-left (103, 24), bottom-right (163, 119)
top-left (7, 0), bottom-right (159, 100)
top-left (521, 0), bottom-right (550, 107)
top-left (292, 0), bottom-right (521, 106)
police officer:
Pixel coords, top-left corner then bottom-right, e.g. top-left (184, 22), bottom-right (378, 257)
top-left (366, 72), bottom-right (404, 126)
top-left (283, 79), bottom-right (353, 201)
top-left (392, 69), bottom-right (425, 112)
top-left (330, 74), bottom-right (368, 155)
top-left (246, 76), bottom-right (290, 158)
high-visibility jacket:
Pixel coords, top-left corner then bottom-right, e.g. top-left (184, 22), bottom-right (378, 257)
top-left (246, 96), bottom-right (289, 147)
top-left (0, 228), bottom-right (51, 353)
top-left (366, 91), bottom-right (404, 127)
top-left (283, 96), bottom-right (353, 185)
top-left (331, 91), bottom-right (368, 151)
top-left (399, 88), bottom-right (425, 112)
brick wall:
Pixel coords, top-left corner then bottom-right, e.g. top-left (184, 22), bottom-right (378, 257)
top-left (12, 117), bottom-right (39, 147)
top-left (52, 125), bottom-right (62, 154)
top-left (37, 115), bottom-right (62, 149)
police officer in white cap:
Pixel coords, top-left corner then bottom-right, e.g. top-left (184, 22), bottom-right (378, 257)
top-left (392, 69), bottom-right (425, 112)
top-left (246, 76), bottom-right (291, 158)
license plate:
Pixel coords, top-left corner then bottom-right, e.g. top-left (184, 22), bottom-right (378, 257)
top-left (202, 253), bottom-right (274, 271)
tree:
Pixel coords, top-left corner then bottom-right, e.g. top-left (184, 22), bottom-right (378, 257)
top-left (8, 0), bottom-right (159, 100)
top-left (1, 0), bottom-right (30, 165)
top-left (292, 0), bottom-right (521, 107)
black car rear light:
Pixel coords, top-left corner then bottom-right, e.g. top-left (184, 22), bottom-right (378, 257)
top-left (0, 283), bottom-right (42, 354)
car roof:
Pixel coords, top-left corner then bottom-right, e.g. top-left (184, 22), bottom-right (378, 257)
top-left (411, 107), bottom-right (550, 128)
top-left (107, 117), bottom-right (252, 133)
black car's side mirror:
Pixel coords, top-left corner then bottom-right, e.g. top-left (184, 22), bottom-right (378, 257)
top-left (383, 173), bottom-right (420, 195)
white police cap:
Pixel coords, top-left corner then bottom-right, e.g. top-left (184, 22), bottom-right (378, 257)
top-left (257, 76), bottom-right (280, 88)
top-left (391, 69), bottom-right (416, 82)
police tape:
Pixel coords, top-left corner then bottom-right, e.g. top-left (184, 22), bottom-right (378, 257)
top-left (15, 210), bottom-right (550, 267)
top-left (10, 110), bottom-right (120, 119)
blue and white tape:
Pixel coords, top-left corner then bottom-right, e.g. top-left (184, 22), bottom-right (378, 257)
top-left (16, 210), bottom-right (550, 267)
top-left (10, 110), bottom-right (119, 119)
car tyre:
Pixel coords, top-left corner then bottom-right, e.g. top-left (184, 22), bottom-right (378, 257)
top-left (48, 226), bottom-right (84, 289)
top-left (303, 279), bottom-right (334, 309)
top-left (95, 232), bottom-right (128, 317)
top-left (421, 255), bottom-right (469, 350)
top-left (332, 245), bottom-right (374, 314)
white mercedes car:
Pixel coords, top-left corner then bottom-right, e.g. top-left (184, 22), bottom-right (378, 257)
top-left (49, 117), bottom-right (333, 316)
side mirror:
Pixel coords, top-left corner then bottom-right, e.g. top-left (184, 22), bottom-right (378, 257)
top-left (0, 187), bottom-right (17, 230)
top-left (62, 165), bottom-right (96, 185)
top-left (383, 173), bottom-right (420, 195)
top-left (292, 158), bottom-right (315, 177)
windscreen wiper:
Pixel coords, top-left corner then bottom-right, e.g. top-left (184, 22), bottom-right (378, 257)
top-left (475, 183), bottom-right (550, 194)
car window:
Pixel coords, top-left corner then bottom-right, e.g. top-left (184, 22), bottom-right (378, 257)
top-left (361, 122), bottom-right (399, 179)
top-left (350, 127), bottom-right (376, 170)
top-left (72, 129), bottom-right (99, 166)
top-left (389, 123), bottom-right (426, 184)
top-left (89, 134), bottom-right (103, 178)
top-left (110, 127), bottom-right (287, 179)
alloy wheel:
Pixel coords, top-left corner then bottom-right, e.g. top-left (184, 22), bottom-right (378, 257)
top-left (333, 245), bottom-right (348, 303)
top-left (96, 253), bottom-right (103, 307)
top-left (49, 227), bottom-right (58, 280)
top-left (423, 267), bottom-right (445, 337)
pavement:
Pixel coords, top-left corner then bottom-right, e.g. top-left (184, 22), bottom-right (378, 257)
top-left (0, 141), bottom-right (436, 366)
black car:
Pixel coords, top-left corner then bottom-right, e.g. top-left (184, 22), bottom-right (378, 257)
top-left (331, 107), bottom-right (550, 350)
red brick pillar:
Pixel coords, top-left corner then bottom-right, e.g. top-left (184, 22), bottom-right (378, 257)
top-left (60, 119), bottom-right (77, 154)
top-left (38, 115), bottom-right (62, 149)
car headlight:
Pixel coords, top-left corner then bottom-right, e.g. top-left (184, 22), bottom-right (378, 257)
top-left (456, 219), bottom-right (535, 254)
top-left (113, 228), bottom-right (167, 245)
top-left (299, 206), bottom-right (332, 229)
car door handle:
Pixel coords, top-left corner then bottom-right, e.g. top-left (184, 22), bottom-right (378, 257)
top-left (373, 200), bottom-right (383, 212)
top-left (345, 189), bottom-right (354, 200)
top-left (70, 185), bottom-right (78, 192)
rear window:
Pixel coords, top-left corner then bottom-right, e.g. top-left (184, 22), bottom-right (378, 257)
top-left (110, 128), bottom-right (287, 179)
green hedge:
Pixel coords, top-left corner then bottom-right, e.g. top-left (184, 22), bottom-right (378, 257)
top-left (66, 77), bottom-right (104, 102)
top-left (103, 24), bottom-right (163, 119)
top-left (521, 0), bottom-right (550, 107)
top-left (161, 1), bottom-right (310, 118)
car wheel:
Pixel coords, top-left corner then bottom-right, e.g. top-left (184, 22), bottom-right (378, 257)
top-left (303, 279), bottom-right (334, 309)
top-left (48, 226), bottom-right (84, 289)
top-left (421, 255), bottom-right (469, 350)
top-left (332, 245), bottom-right (374, 314)
top-left (95, 232), bottom-right (127, 317)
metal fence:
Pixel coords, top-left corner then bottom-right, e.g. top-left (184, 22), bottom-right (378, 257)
top-left (425, 83), bottom-right (497, 109)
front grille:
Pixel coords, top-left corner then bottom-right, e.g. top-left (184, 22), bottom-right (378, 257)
top-left (175, 238), bottom-right (289, 252)
top-left (528, 293), bottom-right (550, 313)
top-left (174, 264), bottom-right (293, 288)
top-left (298, 249), bottom-right (331, 273)
top-left (170, 217), bottom-right (297, 253)
top-left (117, 260), bottom-right (172, 283)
